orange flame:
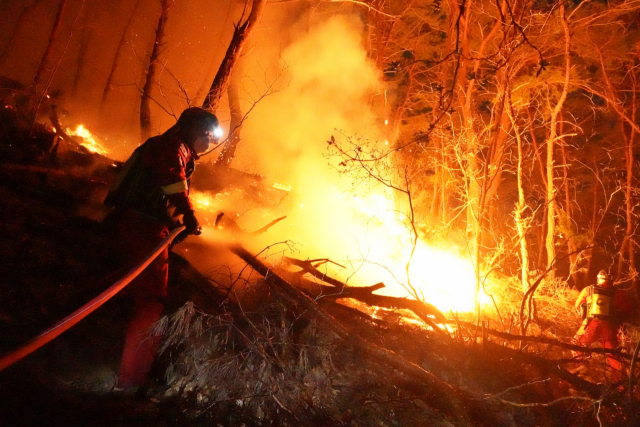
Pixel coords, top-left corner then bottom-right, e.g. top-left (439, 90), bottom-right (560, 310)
top-left (192, 184), bottom-right (489, 314)
top-left (342, 191), bottom-right (488, 313)
top-left (67, 125), bottom-right (109, 155)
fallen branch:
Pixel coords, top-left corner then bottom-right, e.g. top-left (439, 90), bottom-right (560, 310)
top-left (250, 216), bottom-right (286, 235)
top-left (49, 106), bottom-right (82, 151)
top-left (230, 244), bottom-right (488, 426)
top-left (275, 269), bottom-right (448, 336)
top-left (280, 258), bottom-right (447, 324)
top-left (493, 395), bottom-right (601, 408)
top-left (484, 341), bottom-right (603, 397)
top-left (456, 320), bottom-right (632, 360)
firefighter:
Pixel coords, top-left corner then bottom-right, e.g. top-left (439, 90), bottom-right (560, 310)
top-left (570, 270), bottom-right (624, 379)
top-left (104, 107), bottom-right (222, 392)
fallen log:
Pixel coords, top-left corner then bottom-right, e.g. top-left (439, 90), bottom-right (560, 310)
top-left (230, 243), bottom-right (496, 427)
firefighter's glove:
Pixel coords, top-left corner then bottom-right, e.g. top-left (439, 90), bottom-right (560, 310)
top-left (183, 211), bottom-right (202, 236)
top-left (172, 212), bottom-right (201, 247)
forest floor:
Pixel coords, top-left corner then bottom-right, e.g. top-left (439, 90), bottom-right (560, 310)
top-left (0, 97), bottom-right (639, 427)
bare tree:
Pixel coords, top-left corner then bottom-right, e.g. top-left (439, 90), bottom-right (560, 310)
top-left (99, 0), bottom-right (142, 114)
top-left (32, 0), bottom-right (69, 89)
top-left (508, 89), bottom-right (531, 290)
top-left (615, 68), bottom-right (638, 286)
top-left (543, 4), bottom-right (572, 277)
top-left (140, 0), bottom-right (170, 141)
top-left (0, 0), bottom-right (47, 68)
top-left (71, 5), bottom-right (98, 98)
top-left (201, 0), bottom-right (266, 113)
top-left (215, 68), bottom-right (244, 167)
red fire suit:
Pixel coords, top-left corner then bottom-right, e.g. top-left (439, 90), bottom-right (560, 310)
top-left (571, 285), bottom-right (627, 373)
top-left (106, 128), bottom-right (197, 388)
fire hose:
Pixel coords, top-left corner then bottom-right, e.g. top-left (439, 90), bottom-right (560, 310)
top-left (0, 225), bottom-right (185, 372)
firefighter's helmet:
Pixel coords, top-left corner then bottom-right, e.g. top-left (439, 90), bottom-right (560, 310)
top-left (597, 270), bottom-right (612, 285)
top-left (177, 107), bottom-right (219, 134)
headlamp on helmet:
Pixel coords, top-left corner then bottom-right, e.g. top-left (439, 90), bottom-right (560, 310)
top-left (213, 126), bottom-right (224, 139)
top-left (597, 270), bottom-right (611, 285)
top-left (176, 107), bottom-right (220, 155)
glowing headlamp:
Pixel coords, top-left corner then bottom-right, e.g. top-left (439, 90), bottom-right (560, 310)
top-left (213, 126), bottom-right (224, 139)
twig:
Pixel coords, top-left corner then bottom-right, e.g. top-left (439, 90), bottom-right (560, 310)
top-left (494, 395), bottom-right (602, 408)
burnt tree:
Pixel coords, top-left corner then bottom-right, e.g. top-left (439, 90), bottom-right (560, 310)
top-left (201, 0), bottom-right (266, 113)
top-left (140, 0), bottom-right (170, 141)
top-left (32, 0), bottom-right (69, 89)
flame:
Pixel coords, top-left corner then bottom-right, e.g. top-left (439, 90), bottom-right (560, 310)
top-left (342, 191), bottom-right (488, 313)
top-left (67, 125), bottom-right (109, 155)
top-left (190, 187), bottom-right (487, 314)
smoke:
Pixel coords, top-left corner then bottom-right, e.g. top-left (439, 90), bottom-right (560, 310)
top-left (231, 15), bottom-right (390, 274)
top-left (238, 15), bottom-right (381, 176)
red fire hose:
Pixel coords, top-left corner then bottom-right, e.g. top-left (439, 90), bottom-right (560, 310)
top-left (0, 225), bottom-right (185, 372)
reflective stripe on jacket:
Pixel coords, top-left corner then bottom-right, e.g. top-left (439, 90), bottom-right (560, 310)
top-left (105, 128), bottom-right (195, 223)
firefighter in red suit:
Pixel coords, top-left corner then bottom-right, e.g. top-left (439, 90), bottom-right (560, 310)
top-left (104, 107), bottom-right (221, 390)
top-left (571, 270), bottom-right (628, 379)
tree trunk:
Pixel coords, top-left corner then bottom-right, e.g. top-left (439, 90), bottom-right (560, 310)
top-left (526, 108), bottom-right (548, 188)
top-left (545, 4), bottom-right (571, 276)
top-left (99, 0), bottom-right (141, 114)
top-left (559, 117), bottom-right (578, 286)
top-left (616, 70), bottom-right (637, 287)
top-left (441, 134), bottom-right (447, 225)
top-left (72, 6), bottom-right (98, 99)
top-left (537, 206), bottom-right (547, 270)
top-left (32, 0), bottom-right (69, 88)
top-left (430, 176), bottom-right (440, 220)
top-left (458, 1), bottom-right (505, 270)
top-left (583, 157), bottom-right (599, 288)
top-left (140, 0), bottom-right (170, 141)
top-left (508, 91), bottom-right (530, 290)
top-left (0, 0), bottom-right (47, 68)
top-left (202, 0), bottom-right (267, 113)
top-left (215, 69), bottom-right (243, 166)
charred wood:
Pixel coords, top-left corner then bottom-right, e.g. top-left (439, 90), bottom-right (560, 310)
top-left (32, 0), bottom-right (69, 89)
top-left (202, 0), bottom-right (266, 112)
top-left (250, 216), bottom-right (286, 235)
top-left (139, 0), bottom-right (170, 141)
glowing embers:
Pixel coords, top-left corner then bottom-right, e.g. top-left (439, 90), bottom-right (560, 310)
top-left (67, 125), bottom-right (109, 155)
top-left (273, 182), bottom-right (291, 191)
top-left (191, 191), bottom-right (218, 211)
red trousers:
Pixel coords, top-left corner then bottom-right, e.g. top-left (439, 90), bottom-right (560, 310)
top-left (115, 210), bottom-right (169, 388)
top-left (571, 318), bottom-right (621, 372)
